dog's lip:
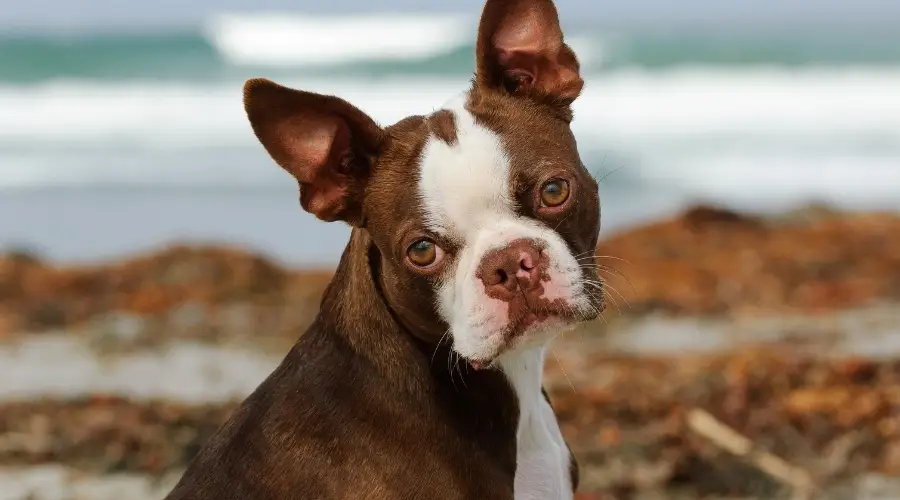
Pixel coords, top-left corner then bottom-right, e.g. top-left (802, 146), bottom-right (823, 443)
top-left (465, 312), bottom-right (574, 370)
top-left (507, 305), bottom-right (574, 337)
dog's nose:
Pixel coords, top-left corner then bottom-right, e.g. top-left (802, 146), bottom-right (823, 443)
top-left (477, 239), bottom-right (543, 298)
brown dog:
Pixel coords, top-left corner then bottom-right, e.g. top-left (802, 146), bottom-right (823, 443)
top-left (164, 0), bottom-right (603, 498)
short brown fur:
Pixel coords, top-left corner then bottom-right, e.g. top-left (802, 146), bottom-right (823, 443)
top-left (164, 1), bottom-right (596, 498)
top-left (426, 109), bottom-right (459, 145)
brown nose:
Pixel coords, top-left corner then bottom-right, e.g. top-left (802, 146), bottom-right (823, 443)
top-left (477, 239), bottom-right (544, 299)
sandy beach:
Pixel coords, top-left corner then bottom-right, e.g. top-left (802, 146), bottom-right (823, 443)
top-left (2, 204), bottom-right (899, 499)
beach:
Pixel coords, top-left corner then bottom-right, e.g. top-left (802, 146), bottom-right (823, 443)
top-left (3, 6), bottom-right (900, 498)
top-left (2, 204), bottom-right (899, 499)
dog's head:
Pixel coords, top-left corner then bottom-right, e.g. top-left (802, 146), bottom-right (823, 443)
top-left (244, 0), bottom-right (603, 368)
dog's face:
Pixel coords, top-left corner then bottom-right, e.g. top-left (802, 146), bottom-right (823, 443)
top-left (362, 91), bottom-right (603, 367)
top-left (244, 0), bottom-right (603, 367)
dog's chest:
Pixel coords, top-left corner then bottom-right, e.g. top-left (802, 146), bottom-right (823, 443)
top-left (500, 349), bottom-right (573, 500)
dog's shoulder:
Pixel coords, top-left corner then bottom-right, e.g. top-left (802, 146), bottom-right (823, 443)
top-left (163, 328), bottom-right (364, 499)
top-left (165, 326), bottom-right (516, 500)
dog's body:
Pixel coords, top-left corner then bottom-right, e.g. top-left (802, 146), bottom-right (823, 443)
top-left (165, 1), bottom-right (603, 499)
top-left (165, 231), bottom-right (576, 499)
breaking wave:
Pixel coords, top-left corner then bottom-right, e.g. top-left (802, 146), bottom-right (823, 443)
top-left (203, 13), bottom-right (474, 67)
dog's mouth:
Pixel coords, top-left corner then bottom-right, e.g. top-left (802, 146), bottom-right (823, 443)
top-left (466, 298), bottom-right (601, 370)
top-left (506, 302), bottom-right (573, 337)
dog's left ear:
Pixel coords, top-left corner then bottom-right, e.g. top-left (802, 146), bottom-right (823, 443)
top-left (243, 78), bottom-right (383, 226)
top-left (475, 0), bottom-right (583, 106)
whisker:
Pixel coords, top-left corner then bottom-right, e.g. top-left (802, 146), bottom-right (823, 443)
top-left (597, 165), bottom-right (627, 184)
top-left (581, 278), bottom-right (616, 312)
top-left (584, 278), bottom-right (631, 311)
top-left (579, 262), bottom-right (631, 280)
top-left (590, 286), bottom-right (609, 319)
top-left (572, 250), bottom-right (598, 261)
top-left (551, 348), bottom-right (577, 394)
top-left (600, 287), bottom-right (621, 313)
top-left (553, 209), bottom-right (576, 231)
top-left (454, 353), bottom-right (469, 390)
top-left (580, 287), bottom-right (608, 325)
top-left (577, 254), bottom-right (634, 269)
top-left (603, 283), bottom-right (632, 310)
top-left (431, 328), bottom-right (452, 367)
top-left (594, 255), bottom-right (633, 265)
top-left (447, 350), bottom-right (460, 392)
top-left (584, 264), bottom-right (636, 290)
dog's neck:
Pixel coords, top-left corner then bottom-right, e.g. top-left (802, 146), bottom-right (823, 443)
top-left (312, 228), bottom-right (574, 498)
top-left (314, 229), bottom-right (424, 391)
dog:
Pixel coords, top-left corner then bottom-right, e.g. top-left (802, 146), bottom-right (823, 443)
top-left (164, 0), bottom-right (603, 498)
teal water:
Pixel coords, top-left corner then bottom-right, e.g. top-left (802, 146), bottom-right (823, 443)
top-left (2, 15), bottom-right (900, 263)
top-left (4, 27), bottom-right (900, 83)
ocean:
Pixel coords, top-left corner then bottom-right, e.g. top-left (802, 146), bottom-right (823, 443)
top-left (2, 13), bottom-right (900, 266)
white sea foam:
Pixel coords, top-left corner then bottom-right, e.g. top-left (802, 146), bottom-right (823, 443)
top-left (4, 68), bottom-right (900, 146)
top-left (204, 13), bottom-right (473, 67)
top-left (202, 12), bottom-right (603, 68)
top-left (2, 67), bottom-right (900, 208)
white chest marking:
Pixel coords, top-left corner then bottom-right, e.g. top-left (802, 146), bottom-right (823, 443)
top-left (416, 94), bottom-right (575, 496)
top-left (500, 348), bottom-right (573, 500)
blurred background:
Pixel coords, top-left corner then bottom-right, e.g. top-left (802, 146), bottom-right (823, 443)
top-left (1, 1), bottom-right (899, 499)
top-left (3, 0), bottom-right (900, 264)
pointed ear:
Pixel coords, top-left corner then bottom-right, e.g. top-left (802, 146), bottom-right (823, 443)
top-left (243, 78), bottom-right (383, 225)
top-left (475, 0), bottom-right (583, 106)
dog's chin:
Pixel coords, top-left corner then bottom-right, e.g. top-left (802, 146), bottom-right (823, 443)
top-left (462, 306), bottom-right (596, 370)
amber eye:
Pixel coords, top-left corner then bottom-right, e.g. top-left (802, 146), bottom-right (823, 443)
top-left (539, 179), bottom-right (570, 208)
top-left (407, 239), bottom-right (438, 267)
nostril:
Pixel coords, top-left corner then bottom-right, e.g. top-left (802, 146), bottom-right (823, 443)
top-left (519, 252), bottom-right (535, 271)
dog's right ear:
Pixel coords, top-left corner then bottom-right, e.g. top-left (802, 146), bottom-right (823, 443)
top-left (243, 78), bottom-right (384, 226)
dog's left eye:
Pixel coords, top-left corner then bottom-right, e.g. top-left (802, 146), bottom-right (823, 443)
top-left (406, 239), bottom-right (444, 268)
top-left (539, 179), bottom-right (570, 208)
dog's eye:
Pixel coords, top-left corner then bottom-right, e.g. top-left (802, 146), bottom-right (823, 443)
top-left (406, 239), bottom-right (442, 268)
top-left (539, 179), bottom-right (570, 208)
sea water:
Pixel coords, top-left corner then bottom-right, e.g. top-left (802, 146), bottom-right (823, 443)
top-left (2, 12), bottom-right (900, 265)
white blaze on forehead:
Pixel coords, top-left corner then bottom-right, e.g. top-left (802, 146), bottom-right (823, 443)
top-left (418, 94), bottom-right (513, 237)
top-left (415, 92), bottom-right (591, 365)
